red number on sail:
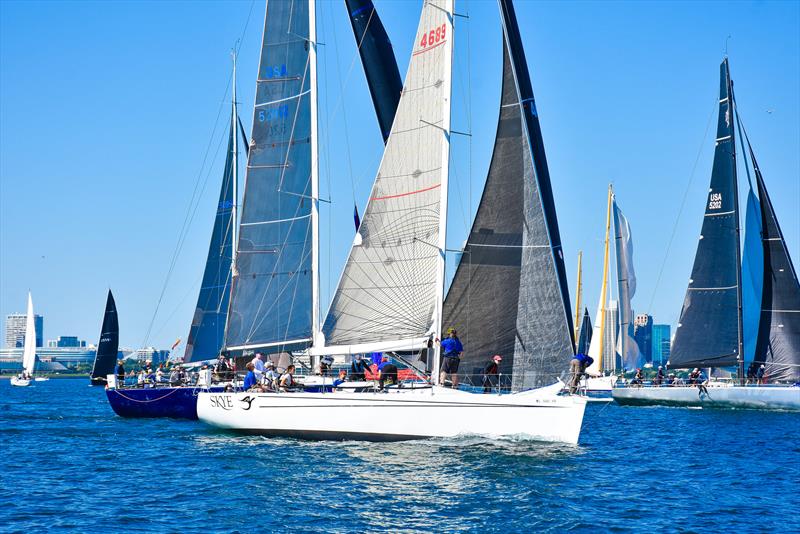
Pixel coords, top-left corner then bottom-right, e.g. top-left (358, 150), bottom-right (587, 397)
top-left (419, 24), bottom-right (447, 51)
top-left (420, 32), bottom-right (427, 47)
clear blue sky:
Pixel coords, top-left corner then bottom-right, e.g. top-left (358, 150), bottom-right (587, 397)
top-left (1, 0), bottom-right (798, 352)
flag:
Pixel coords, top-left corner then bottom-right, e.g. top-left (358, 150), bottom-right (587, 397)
top-left (171, 338), bottom-right (181, 351)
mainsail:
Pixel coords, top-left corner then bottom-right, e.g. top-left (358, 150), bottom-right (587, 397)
top-left (442, 0), bottom-right (575, 390)
top-left (225, 0), bottom-right (319, 353)
top-left (345, 0), bottom-right (402, 142)
top-left (670, 58), bottom-right (742, 369)
top-left (184, 108), bottom-right (237, 362)
top-left (747, 136), bottom-right (800, 383)
top-left (612, 196), bottom-right (641, 369)
top-left (22, 292), bottom-right (36, 376)
top-left (90, 290), bottom-right (119, 381)
top-left (321, 0), bottom-right (454, 354)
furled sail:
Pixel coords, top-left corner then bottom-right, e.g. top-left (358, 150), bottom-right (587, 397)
top-left (321, 0), bottom-right (454, 354)
top-left (670, 59), bottom-right (742, 369)
top-left (442, 0), bottom-right (575, 390)
top-left (746, 136), bottom-right (800, 383)
top-left (576, 308), bottom-right (593, 356)
top-left (184, 113), bottom-right (237, 362)
top-left (225, 0), bottom-right (318, 352)
top-left (612, 196), bottom-right (641, 369)
top-left (90, 290), bottom-right (119, 382)
top-left (345, 0), bottom-right (402, 142)
top-left (22, 292), bottom-right (36, 376)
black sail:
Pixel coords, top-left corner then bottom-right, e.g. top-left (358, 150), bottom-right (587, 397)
top-left (184, 116), bottom-right (236, 362)
top-left (577, 308), bottom-right (593, 356)
top-left (442, 0), bottom-right (575, 390)
top-left (670, 59), bottom-right (742, 369)
top-left (748, 138), bottom-right (800, 382)
top-left (90, 290), bottom-right (119, 383)
top-left (345, 0), bottom-right (402, 142)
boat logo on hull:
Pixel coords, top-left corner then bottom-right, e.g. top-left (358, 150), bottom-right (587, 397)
top-left (209, 395), bottom-right (234, 410)
top-left (240, 396), bottom-right (255, 410)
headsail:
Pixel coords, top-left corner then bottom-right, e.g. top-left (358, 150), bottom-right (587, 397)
top-left (746, 135), bottom-right (800, 383)
top-left (442, 0), bottom-right (575, 390)
top-left (321, 0), bottom-right (454, 354)
top-left (91, 290), bottom-right (119, 381)
top-left (576, 308), bottom-right (593, 355)
top-left (22, 292), bottom-right (36, 376)
top-left (345, 0), bottom-right (402, 142)
top-left (184, 109), bottom-right (237, 362)
top-left (225, 0), bottom-right (319, 353)
top-left (612, 196), bottom-right (641, 369)
top-left (670, 58), bottom-right (742, 369)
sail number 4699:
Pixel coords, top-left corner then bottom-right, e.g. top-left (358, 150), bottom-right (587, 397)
top-left (420, 24), bottom-right (446, 48)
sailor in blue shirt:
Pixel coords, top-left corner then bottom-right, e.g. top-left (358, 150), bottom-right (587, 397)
top-left (438, 328), bottom-right (464, 388)
top-left (569, 353), bottom-right (594, 394)
top-left (243, 362), bottom-right (259, 391)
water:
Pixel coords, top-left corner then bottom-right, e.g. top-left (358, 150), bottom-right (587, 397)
top-left (1, 379), bottom-right (798, 533)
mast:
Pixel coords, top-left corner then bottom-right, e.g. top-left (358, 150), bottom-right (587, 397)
top-left (575, 251), bottom-right (583, 343)
top-left (309, 0), bottom-right (320, 347)
top-left (231, 50), bottom-right (239, 279)
top-left (597, 185), bottom-right (612, 372)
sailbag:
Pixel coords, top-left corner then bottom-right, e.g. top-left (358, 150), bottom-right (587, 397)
top-left (612, 196), bottom-right (641, 369)
top-left (184, 109), bottom-right (238, 362)
top-left (225, 0), bottom-right (319, 353)
top-left (443, 0), bottom-right (575, 390)
top-left (90, 290), bottom-right (119, 382)
top-left (345, 0), bottom-right (402, 142)
top-left (670, 59), bottom-right (742, 369)
top-left (321, 0), bottom-right (454, 354)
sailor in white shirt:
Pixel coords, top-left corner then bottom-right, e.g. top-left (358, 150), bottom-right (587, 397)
top-left (250, 352), bottom-right (266, 380)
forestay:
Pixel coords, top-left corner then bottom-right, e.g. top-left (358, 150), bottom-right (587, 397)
top-left (225, 0), bottom-right (318, 352)
top-left (670, 59), bottom-right (741, 369)
top-left (321, 0), bottom-right (454, 353)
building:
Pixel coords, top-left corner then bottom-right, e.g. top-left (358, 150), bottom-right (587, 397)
top-left (0, 346), bottom-right (134, 373)
top-left (652, 324), bottom-right (671, 367)
top-left (5, 313), bottom-right (44, 348)
top-left (634, 314), bottom-right (653, 363)
top-left (47, 336), bottom-right (87, 348)
top-left (133, 347), bottom-right (170, 365)
top-left (603, 301), bottom-right (621, 373)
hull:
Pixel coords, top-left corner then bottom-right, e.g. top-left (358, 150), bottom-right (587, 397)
top-left (10, 377), bottom-right (31, 387)
top-left (613, 385), bottom-right (800, 411)
top-left (197, 386), bottom-right (587, 444)
top-left (34, 377), bottom-right (49, 382)
top-left (106, 386), bottom-right (225, 420)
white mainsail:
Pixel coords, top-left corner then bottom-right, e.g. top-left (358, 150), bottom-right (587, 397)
top-left (612, 195), bottom-right (641, 370)
top-left (319, 0), bottom-right (454, 354)
top-left (22, 292), bottom-right (36, 375)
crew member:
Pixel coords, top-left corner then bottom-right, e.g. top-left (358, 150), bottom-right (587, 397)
top-left (438, 328), bottom-right (464, 388)
top-left (482, 354), bottom-right (502, 393)
top-left (569, 353), bottom-right (594, 394)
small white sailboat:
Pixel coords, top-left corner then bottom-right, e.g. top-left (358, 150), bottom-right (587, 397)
top-left (10, 292), bottom-right (37, 387)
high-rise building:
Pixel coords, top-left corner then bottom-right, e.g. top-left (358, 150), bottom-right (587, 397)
top-left (634, 314), bottom-right (653, 363)
top-left (47, 336), bottom-right (86, 348)
top-left (603, 301), bottom-right (621, 373)
top-left (652, 324), bottom-right (671, 367)
top-left (5, 314), bottom-right (44, 348)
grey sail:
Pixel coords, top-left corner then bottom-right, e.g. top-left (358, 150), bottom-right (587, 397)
top-left (612, 196), bottom-right (641, 369)
top-left (224, 0), bottom-right (317, 352)
top-left (184, 114), bottom-right (236, 362)
top-left (443, 0), bottom-right (575, 391)
top-left (576, 308), bottom-right (592, 356)
top-left (746, 133), bottom-right (800, 383)
top-left (670, 59), bottom-right (742, 369)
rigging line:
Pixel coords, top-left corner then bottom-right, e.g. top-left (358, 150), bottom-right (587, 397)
top-left (646, 96), bottom-right (718, 315)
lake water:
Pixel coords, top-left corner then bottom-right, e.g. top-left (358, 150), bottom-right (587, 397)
top-left (1, 378), bottom-right (798, 533)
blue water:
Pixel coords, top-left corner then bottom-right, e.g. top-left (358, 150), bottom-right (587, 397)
top-left (1, 379), bottom-right (798, 533)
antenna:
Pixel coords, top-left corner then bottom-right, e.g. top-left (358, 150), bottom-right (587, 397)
top-left (724, 34), bottom-right (731, 56)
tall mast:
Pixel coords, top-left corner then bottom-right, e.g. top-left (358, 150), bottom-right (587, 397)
top-left (725, 59), bottom-right (744, 385)
top-left (597, 184), bottom-right (613, 372)
top-left (575, 251), bottom-right (583, 343)
top-left (309, 0), bottom-right (320, 347)
top-left (231, 49), bottom-right (239, 279)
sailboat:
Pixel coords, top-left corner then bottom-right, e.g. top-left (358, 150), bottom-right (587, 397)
top-left (197, 0), bottom-right (587, 444)
top-left (90, 290), bottom-right (119, 386)
top-left (10, 292), bottom-right (37, 387)
top-left (581, 186), bottom-right (640, 397)
top-left (613, 58), bottom-right (800, 410)
top-left (105, 54), bottom-right (243, 419)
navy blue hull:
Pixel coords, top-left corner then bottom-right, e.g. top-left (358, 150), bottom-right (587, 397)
top-left (106, 386), bottom-right (224, 420)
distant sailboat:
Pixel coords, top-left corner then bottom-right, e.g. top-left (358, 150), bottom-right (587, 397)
top-left (11, 293), bottom-right (37, 387)
top-left (90, 290), bottom-right (119, 386)
top-left (198, 0), bottom-right (587, 444)
top-left (614, 58), bottom-right (800, 410)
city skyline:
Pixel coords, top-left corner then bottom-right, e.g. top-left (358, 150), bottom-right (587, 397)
top-left (1, 1), bottom-right (798, 353)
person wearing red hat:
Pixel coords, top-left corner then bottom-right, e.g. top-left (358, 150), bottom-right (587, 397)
top-left (482, 354), bottom-right (503, 393)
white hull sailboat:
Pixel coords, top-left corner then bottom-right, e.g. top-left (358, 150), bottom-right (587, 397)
top-left (10, 377), bottom-right (31, 387)
top-left (198, 386), bottom-right (586, 443)
top-left (11, 292), bottom-right (38, 388)
top-left (613, 384), bottom-right (800, 411)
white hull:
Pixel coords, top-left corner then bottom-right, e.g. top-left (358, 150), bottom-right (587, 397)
top-left (198, 385), bottom-right (587, 444)
top-left (34, 377), bottom-right (49, 382)
top-left (613, 385), bottom-right (800, 411)
top-left (10, 377), bottom-right (31, 387)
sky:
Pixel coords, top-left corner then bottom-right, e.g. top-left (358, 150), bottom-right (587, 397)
top-left (1, 0), bottom-right (798, 353)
